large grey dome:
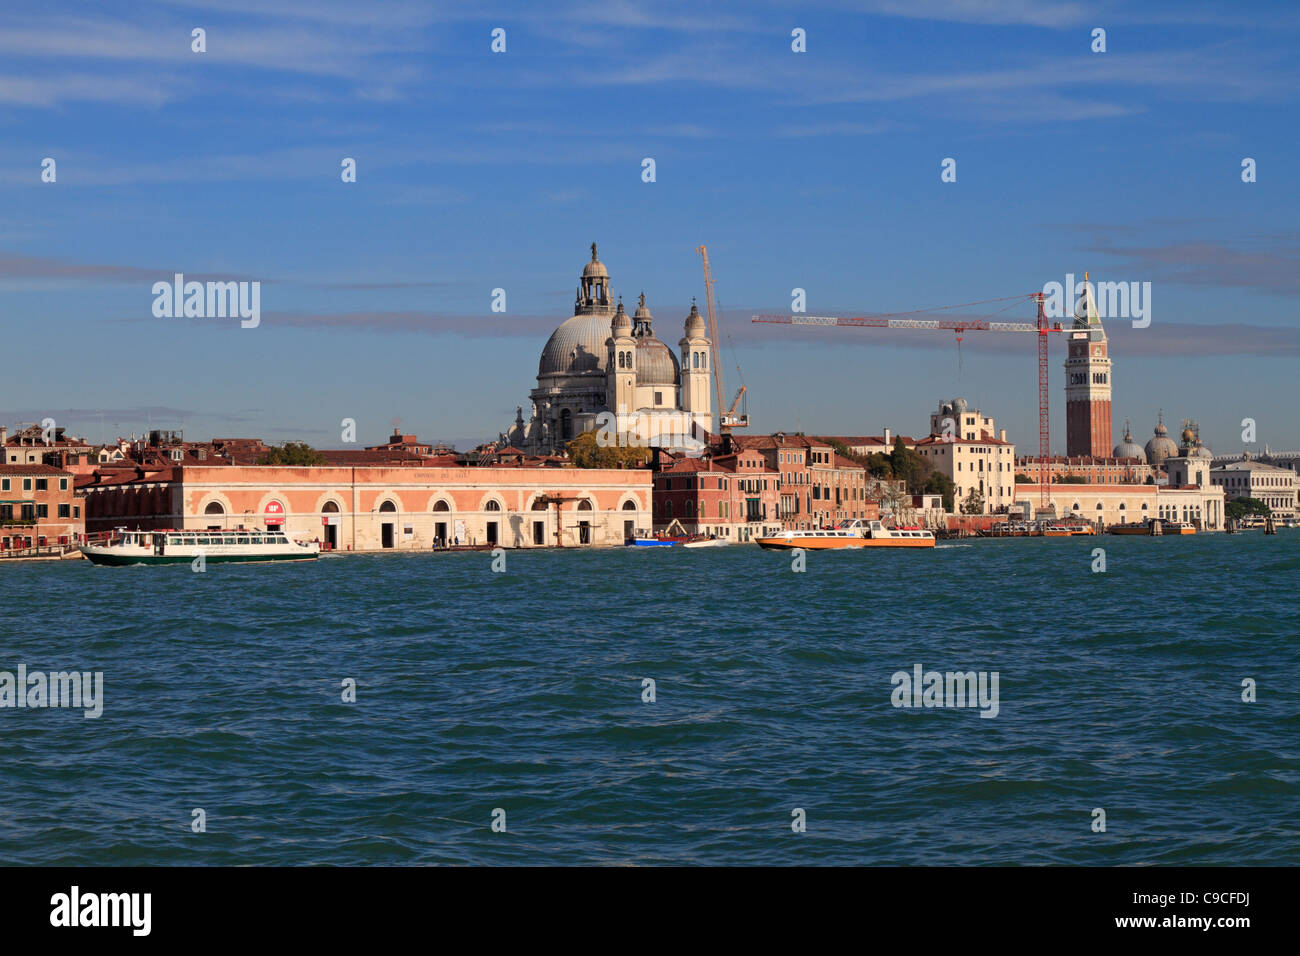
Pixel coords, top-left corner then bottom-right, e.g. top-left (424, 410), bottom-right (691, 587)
top-left (538, 314), bottom-right (611, 377)
top-left (636, 336), bottom-right (680, 386)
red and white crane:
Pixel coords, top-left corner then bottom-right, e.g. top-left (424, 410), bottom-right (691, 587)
top-left (753, 293), bottom-right (1068, 507)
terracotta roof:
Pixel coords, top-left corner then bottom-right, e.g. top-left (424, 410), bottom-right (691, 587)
top-left (658, 457), bottom-right (717, 474)
top-left (915, 435), bottom-right (1009, 447)
top-left (732, 434), bottom-right (814, 451)
top-left (0, 463), bottom-right (70, 475)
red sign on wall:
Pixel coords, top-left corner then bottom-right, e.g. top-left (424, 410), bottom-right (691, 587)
top-left (265, 501), bottom-right (286, 525)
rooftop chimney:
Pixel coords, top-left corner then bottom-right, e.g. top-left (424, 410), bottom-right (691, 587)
top-left (883, 427), bottom-right (892, 446)
top-left (1000, 429), bottom-right (1007, 442)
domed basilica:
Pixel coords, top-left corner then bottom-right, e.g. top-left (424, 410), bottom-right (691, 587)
top-left (501, 244), bottom-right (713, 455)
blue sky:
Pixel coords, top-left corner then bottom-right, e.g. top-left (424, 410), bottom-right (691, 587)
top-left (2, 0), bottom-right (1298, 454)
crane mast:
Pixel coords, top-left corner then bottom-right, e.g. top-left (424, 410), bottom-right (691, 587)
top-left (753, 291), bottom-right (1067, 509)
top-left (698, 245), bottom-right (748, 438)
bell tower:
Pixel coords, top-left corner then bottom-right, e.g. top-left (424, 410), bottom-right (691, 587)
top-left (1064, 272), bottom-right (1113, 457)
top-left (606, 298), bottom-right (636, 425)
top-left (678, 299), bottom-right (712, 439)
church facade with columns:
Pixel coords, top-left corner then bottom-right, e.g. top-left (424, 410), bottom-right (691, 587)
top-left (501, 244), bottom-right (712, 455)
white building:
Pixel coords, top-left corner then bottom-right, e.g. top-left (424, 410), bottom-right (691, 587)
top-left (1211, 454), bottom-right (1297, 518)
top-left (914, 434), bottom-right (1016, 513)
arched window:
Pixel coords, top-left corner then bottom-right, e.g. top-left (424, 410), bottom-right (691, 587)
top-left (560, 408), bottom-right (572, 440)
top-left (693, 351), bottom-right (700, 369)
top-left (1095, 502), bottom-right (1104, 511)
top-left (618, 351), bottom-right (625, 369)
top-left (1118, 502), bottom-right (1126, 511)
top-left (204, 501), bottom-right (225, 516)
top-left (578, 499), bottom-right (593, 512)
top-left (686, 499), bottom-right (695, 517)
top-left (379, 500), bottom-right (397, 513)
top-left (485, 500), bottom-right (501, 512)
top-left (322, 501), bottom-right (340, 514)
top-left (433, 500), bottom-right (451, 512)
top-left (622, 500), bottom-right (636, 511)
top-left (531, 499), bottom-right (547, 512)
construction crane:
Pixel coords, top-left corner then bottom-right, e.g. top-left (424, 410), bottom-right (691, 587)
top-left (697, 246), bottom-right (749, 440)
top-left (753, 292), bottom-right (1067, 508)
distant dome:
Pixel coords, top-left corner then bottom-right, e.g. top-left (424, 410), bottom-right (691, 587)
top-left (1145, 414), bottom-right (1178, 465)
top-left (633, 292), bottom-right (652, 324)
top-left (636, 336), bottom-right (680, 386)
top-left (684, 300), bottom-right (706, 338)
top-left (611, 300), bottom-right (631, 336)
top-left (582, 242), bottom-right (608, 279)
top-left (1188, 442), bottom-right (1212, 459)
top-left (1113, 422), bottom-right (1146, 461)
top-left (1181, 426), bottom-right (1196, 444)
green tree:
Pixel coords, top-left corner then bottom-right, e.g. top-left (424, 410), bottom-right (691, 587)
top-left (258, 441), bottom-right (328, 466)
top-left (566, 430), bottom-right (652, 468)
top-left (959, 488), bottom-right (985, 515)
top-left (1014, 472), bottom-right (1032, 484)
top-left (1225, 496), bottom-right (1271, 521)
top-left (864, 452), bottom-right (894, 478)
top-left (922, 471), bottom-right (956, 512)
top-left (888, 438), bottom-right (929, 492)
top-left (1056, 475), bottom-right (1087, 484)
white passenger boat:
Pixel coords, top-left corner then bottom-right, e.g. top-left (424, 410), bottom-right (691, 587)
top-left (80, 528), bottom-right (319, 566)
top-left (756, 519), bottom-right (935, 550)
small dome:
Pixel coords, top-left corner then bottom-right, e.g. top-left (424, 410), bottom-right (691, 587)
top-left (1188, 442), bottom-right (1212, 459)
top-left (582, 242), bottom-right (608, 278)
top-left (1181, 426), bottom-right (1196, 444)
top-left (633, 291), bottom-right (652, 323)
top-left (611, 300), bottom-right (631, 336)
top-left (684, 299), bottom-right (706, 338)
top-left (636, 336), bottom-right (680, 386)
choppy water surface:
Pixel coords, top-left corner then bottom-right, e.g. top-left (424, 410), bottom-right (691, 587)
top-left (1, 535), bottom-right (1297, 865)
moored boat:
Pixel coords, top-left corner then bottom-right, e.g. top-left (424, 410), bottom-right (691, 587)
top-left (681, 535), bottom-right (729, 548)
top-left (80, 528), bottom-right (319, 566)
top-left (756, 519), bottom-right (935, 550)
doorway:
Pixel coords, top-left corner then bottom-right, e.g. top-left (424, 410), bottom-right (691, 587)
top-left (486, 521), bottom-right (498, 546)
top-left (381, 523), bottom-right (394, 549)
top-left (533, 521), bottom-right (545, 546)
